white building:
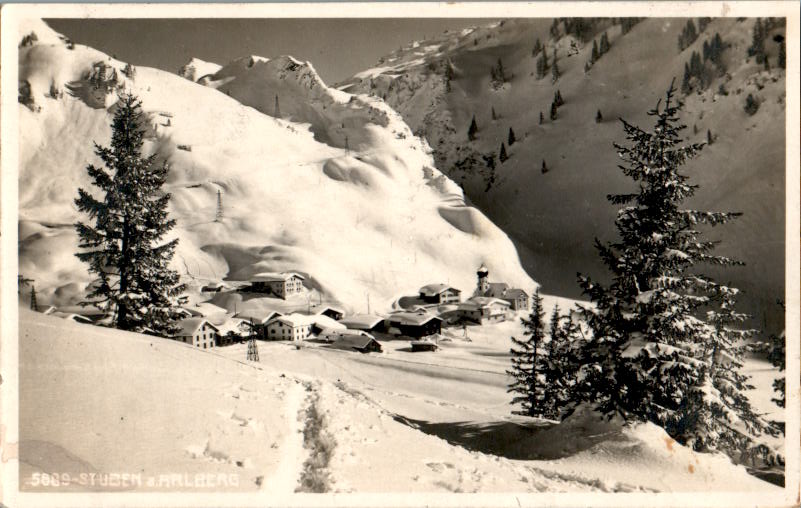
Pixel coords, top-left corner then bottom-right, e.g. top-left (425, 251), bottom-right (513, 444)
top-left (457, 297), bottom-right (512, 324)
top-left (265, 313), bottom-right (345, 341)
top-left (175, 318), bottom-right (219, 349)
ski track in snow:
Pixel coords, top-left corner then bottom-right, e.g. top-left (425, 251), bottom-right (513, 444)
top-left (259, 379), bottom-right (306, 493)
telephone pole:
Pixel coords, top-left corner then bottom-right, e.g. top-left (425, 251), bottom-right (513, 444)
top-left (215, 189), bottom-right (223, 222)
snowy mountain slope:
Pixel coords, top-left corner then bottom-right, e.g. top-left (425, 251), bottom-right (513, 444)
top-left (17, 19), bottom-right (537, 314)
top-left (340, 18), bottom-right (787, 332)
top-left (20, 309), bottom-right (779, 493)
top-left (177, 57), bottom-right (222, 82)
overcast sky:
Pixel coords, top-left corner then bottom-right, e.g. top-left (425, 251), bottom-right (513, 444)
top-left (46, 18), bottom-right (492, 84)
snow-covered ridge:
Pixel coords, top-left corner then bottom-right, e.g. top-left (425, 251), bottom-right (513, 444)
top-left (177, 57), bottom-right (222, 82)
top-left (17, 19), bottom-right (538, 315)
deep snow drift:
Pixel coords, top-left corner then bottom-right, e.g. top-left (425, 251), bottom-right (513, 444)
top-left (340, 17), bottom-right (787, 332)
top-left (18, 19), bottom-right (535, 315)
top-left (19, 309), bottom-right (780, 493)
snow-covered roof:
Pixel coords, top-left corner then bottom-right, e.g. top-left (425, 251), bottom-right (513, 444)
top-left (268, 313), bottom-right (345, 330)
top-left (340, 314), bottom-right (385, 329)
top-left (502, 288), bottom-right (528, 299)
top-left (51, 312), bottom-right (93, 324)
top-left (458, 297), bottom-right (511, 311)
top-left (388, 312), bottom-right (442, 326)
top-left (216, 318), bottom-right (249, 335)
top-left (418, 284), bottom-right (460, 297)
top-left (176, 318), bottom-right (218, 337)
top-left (315, 306), bottom-right (345, 316)
top-left (235, 310), bottom-right (283, 324)
top-left (330, 334), bottom-right (381, 352)
top-left (251, 272), bottom-right (305, 282)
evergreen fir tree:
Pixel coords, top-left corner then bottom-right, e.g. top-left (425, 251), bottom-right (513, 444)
top-left (768, 330), bottom-right (785, 409)
top-left (703, 40), bottom-right (711, 61)
top-left (492, 106), bottom-right (497, 121)
top-left (508, 127), bottom-right (516, 146)
top-left (555, 90), bottom-right (565, 107)
top-left (507, 289), bottom-right (548, 417)
top-left (744, 94), bottom-right (759, 116)
top-left (496, 58), bottom-right (506, 82)
top-left (749, 18), bottom-right (766, 62)
top-left (499, 142), bottom-right (508, 163)
top-left (600, 32), bottom-right (610, 55)
top-left (698, 17), bottom-right (711, 33)
top-left (596, 109), bottom-right (603, 123)
top-left (274, 94), bottom-right (281, 118)
top-left (575, 81), bottom-right (769, 454)
top-left (539, 111), bottom-right (544, 125)
top-left (551, 59), bottom-right (560, 83)
top-left (778, 40), bottom-right (786, 69)
top-left (30, 285), bottom-right (39, 312)
top-left (74, 94), bottom-right (185, 335)
top-left (549, 101), bottom-right (558, 121)
top-left (482, 152), bottom-right (497, 191)
top-left (468, 115), bottom-right (478, 141)
top-left (532, 38), bottom-right (543, 57)
top-left (681, 63), bottom-right (692, 94)
top-left (707, 129), bottom-right (714, 145)
top-left (591, 40), bottom-right (600, 63)
top-left (541, 159), bottom-right (548, 174)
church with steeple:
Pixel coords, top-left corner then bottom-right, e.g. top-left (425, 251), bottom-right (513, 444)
top-left (472, 263), bottom-right (530, 311)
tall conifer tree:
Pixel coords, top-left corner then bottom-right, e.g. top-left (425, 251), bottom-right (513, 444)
top-left (575, 81), bottom-right (769, 454)
top-left (75, 94), bottom-right (185, 335)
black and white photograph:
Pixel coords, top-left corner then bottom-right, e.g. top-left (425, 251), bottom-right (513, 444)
top-left (1, 3), bottom-right (799, 506)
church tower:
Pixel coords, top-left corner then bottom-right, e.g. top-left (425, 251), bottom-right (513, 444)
top-left (476, 263), bottom-right (490, 296)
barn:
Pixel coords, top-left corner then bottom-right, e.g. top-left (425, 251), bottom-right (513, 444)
top-left (330, 334), bottom-right (383, 354)
top-left (418, 284), bottom-right (462, 304)
top-left (387, 312), bottom-right (442, 338)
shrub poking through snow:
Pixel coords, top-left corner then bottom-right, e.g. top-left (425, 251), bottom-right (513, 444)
top-left (575, 80), bottom-right (776, 459)
top-left (74, 93), bottom-right (185, 335)
top-left (296, 386), bottom-right (335, 493)
top-left (744, 93), bottom-right (760, 116)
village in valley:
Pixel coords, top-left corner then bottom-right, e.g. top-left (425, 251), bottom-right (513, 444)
top-left (40, 263), bottom-right (532, 356)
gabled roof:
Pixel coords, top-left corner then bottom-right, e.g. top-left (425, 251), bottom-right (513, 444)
top-left (52, 312), bottom-right (93, 324)
top-left (268, 313), bottom-right (345, 330)
top-left (484, 282), bottom-right (509, 297)
top-left (235, 310), bottom-right (283, 324)
top-left (419, 284), bottom-right (461, 296)
top-left (330, 335), bottom-right (382, 351)
top-left (502, 288), bottom-right (529, 299)
top-left (388, 312), bottom-right (443, 326)
top-left (458, 297), bottom-right (512, 311)
top-left (216, 318), bottom-right (250, 335)
top-left (251, 271), bottom-right (305, 282)
top-left (340, 314), bottom-right (385, 329)
top-left (176, 317), bottom-right (218, 337)
top-left (316, 305), bottom-right (345, 316)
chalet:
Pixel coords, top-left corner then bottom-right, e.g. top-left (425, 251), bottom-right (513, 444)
top-left (339, 314), bottom-right (387, 334)
top-left (251, 272), bottom-right (305, 299)
top-left (234, 310), bottom-right (283, 339)
top-left (457, 296), bottom-right (511, 324)
top-left (474, 264), bottom-right (529, 311)
top-left (315, 306), bottom-right (345, 321)
top-left (418, 284), bottom-right (462, 304)
top-left (175, 318), bottom-right (219, 349)
top-left (265, 313), bottom-right (345, 341)
top-left (387, 312), bottom-right (442, 338)
top-left (330, 334), bottom-right (383, 354)
top-left (215, 318), bottom-right (252, 346)
top-left (201, 282), bottom-right (228, 293)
